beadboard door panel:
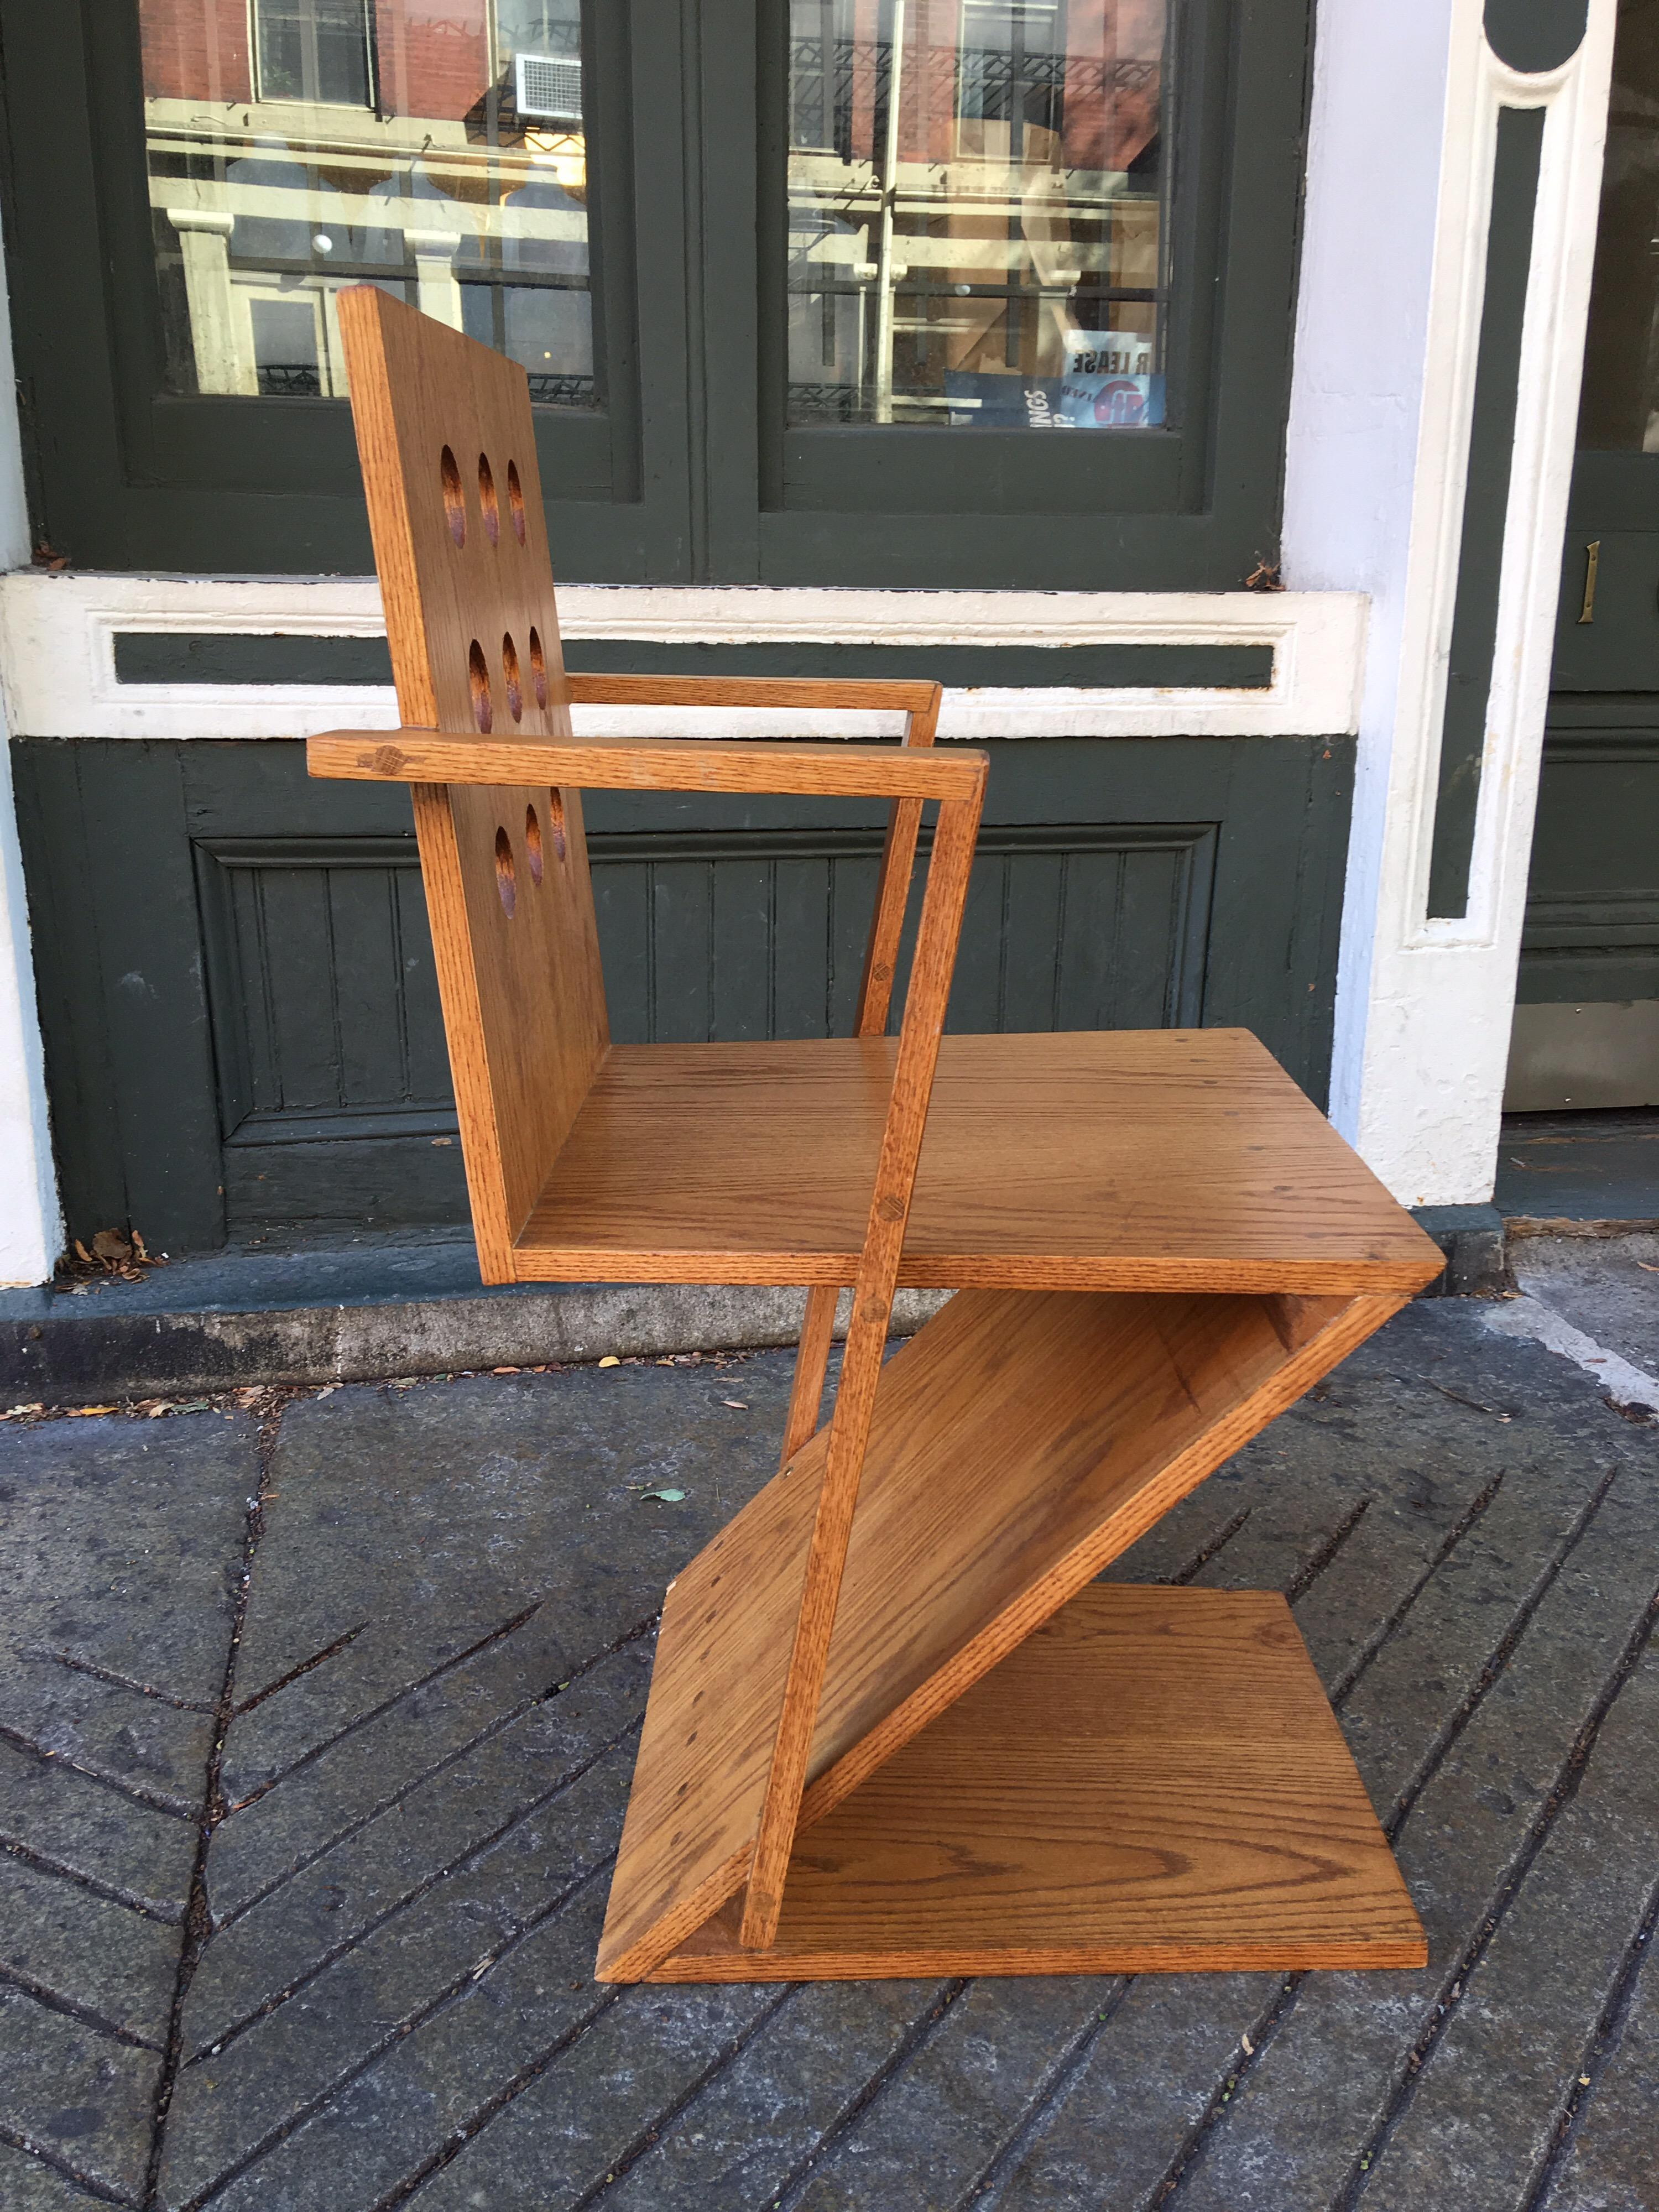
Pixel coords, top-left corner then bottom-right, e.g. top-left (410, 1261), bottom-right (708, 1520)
top-left (14, 735), bottom-right (1350, 1251)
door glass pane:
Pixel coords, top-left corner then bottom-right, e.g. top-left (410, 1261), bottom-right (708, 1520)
top-left (785, 0), bottom-right (1168, 429)
top-left (1579, 0), bottom-right (1659, 450)
top-left (138, 0), bottom-right (595, 406)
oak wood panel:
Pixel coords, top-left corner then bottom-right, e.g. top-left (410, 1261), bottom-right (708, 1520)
top-left (517, 1031), bottom-right (1447, 1294)
top-left (306, 728), bottom-right (983, 800)
top-left (410, 782), bottom-right (608, 1273)
top-left (855, 683), bottom-right (941, 1036)
top-left (651, 1585), bottom-right (1426, 1979)
top-left (779, 1285), bottom-right (838, 1469)
top-left (773, 685), bottom-right (942, 1479)
top-left (788, 1287), bottom-right (1403, 1863)
top-left (336, 288), bottom-right (607, 1269)
top-left (565, 675), bottom-right (943, 711)
top-left (741, 786), bottom-right (982, 1945)
top-left (596, 1282), bottom-right (1404, 1979)
top-left (335, 288), bottom-right (578, 744)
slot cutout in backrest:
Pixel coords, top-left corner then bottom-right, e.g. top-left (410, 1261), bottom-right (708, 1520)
top-left (440, 446), bottom-right (466, 545)
top-left (468, 640), bottom-right (492, 732)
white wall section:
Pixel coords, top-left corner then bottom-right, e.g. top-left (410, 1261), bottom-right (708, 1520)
top-left (1290, 0), bottom-right (1616, 1206)
top-left (0, 218), bottom-right (61, 1283)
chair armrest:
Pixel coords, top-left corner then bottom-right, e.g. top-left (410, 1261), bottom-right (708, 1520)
top-left (565, 674), bottom-right (942, 714)
top-left (305, 728), bottom-right (981, 801)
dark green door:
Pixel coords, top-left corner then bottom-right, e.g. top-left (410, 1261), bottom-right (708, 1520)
top-left (1517, 0), bottom-right (1659, 1110)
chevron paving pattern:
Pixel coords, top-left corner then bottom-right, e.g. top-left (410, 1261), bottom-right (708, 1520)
top-left (0, 1301), bottom-right (1654, 2212)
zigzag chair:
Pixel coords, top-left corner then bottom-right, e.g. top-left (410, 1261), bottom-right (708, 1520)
top-left (307, 288), bottom-right (1443, 1982)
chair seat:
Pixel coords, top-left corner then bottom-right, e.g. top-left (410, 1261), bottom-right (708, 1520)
top-left (513, 1026), bottom-right (1443, 1293)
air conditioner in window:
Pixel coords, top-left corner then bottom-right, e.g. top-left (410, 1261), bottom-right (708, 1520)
top-left (515, 54), bottom-right (582, 124)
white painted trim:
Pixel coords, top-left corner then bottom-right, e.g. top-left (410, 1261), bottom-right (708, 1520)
top-left (1289, 0), bottom-right (1615, 1207)
top-left (0, 740), bottom-right (58, 1284)
top-left (0, 572), bottom-right (1368, 740)
top-left (0, 217), bottom-right (61, 1283)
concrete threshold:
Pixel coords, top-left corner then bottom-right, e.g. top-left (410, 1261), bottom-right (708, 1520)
top-left (1410, 1204), bottom-right (1509, 1297)
top-left (0, 1231), bottom-right (951, 1406)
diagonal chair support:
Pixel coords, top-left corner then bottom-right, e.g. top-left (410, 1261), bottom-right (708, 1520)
top-left (775, 682), bottom-right (943, 1475)
top-left (740, 781), bottom-right (980, 1947)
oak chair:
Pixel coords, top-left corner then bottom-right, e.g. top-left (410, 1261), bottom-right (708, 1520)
top-left (310, 288), bottom-right (1445, 1984)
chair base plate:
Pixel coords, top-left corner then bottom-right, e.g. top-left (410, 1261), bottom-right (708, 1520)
top-left (639, 1583), bottom-right (1425, 1981)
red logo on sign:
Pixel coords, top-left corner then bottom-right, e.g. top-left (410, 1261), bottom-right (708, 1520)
top-left (1093, 379), bottom-right (1147, 426)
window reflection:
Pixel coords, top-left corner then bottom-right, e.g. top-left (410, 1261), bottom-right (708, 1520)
top-left (256, 0), bottom-right (375, 107)
top-left (138, 0), bottom-right (595, 405)
top-left (786, 0), bottom-right (1167, 429)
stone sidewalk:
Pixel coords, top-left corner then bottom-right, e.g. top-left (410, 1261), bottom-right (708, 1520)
top-left (1, 1264), bottom-right (1655, 2212)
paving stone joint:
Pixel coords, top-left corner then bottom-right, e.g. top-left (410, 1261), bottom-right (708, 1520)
top-left (0, 1274), bottom-right (1655, 2212)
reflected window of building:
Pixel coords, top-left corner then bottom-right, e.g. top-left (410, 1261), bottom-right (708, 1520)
top-left (255, 0), bottom-right (375, 108)
top-left (785, 0), bottom-right (1167, 429)
top-left (137, 0), bottom-right (595, 406)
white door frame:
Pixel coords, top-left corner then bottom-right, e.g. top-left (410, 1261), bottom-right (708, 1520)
top-left (1287, 0), bottom-right (1616, 1208)
top-left (0, 211), bottom-right (60, 1286)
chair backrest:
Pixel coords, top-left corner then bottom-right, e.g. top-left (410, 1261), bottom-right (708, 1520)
top-left (337, 285), bottom-right (608, 1277)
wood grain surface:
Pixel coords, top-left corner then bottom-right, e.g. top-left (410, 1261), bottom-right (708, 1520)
top-left (649, 1584), bottom-right (1426, 1979)
top-left (564, 675), bottom-right (943, 712)
top-left (518, 1030), bottom-right (1446, 1294)
top-left (334, 288), bottom-right (606, 1273)
top-left (322, 296), bottom-right (1434, 1994)
top-left (408, 779), bottom-right (607, 1275)
top-left (853, 680), bottom-right (941, 1036)
top-left (322, 290), bottom-right (979, 1277)
top-left (306, 727), bottom-right (982, 799)
top-left (774, 680), bottom-right (943, 1477)
top-left (740, 787), bottom-right (982, 1946)
top-left (596, 1282), bottom-right (1406, 1980)
top-left (779, 1285), bottom-right (838, 1471)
